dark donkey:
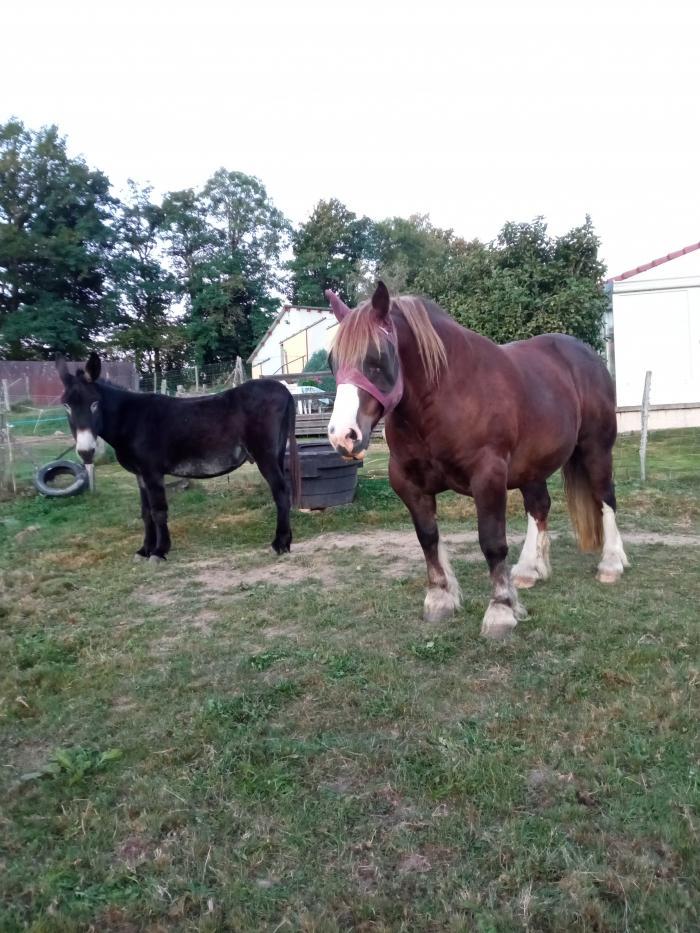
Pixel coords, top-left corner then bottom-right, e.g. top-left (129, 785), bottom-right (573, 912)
top-left (326, 282), bottom-right (628, 639)
top-left (57, 354), bottom-right (300, 561)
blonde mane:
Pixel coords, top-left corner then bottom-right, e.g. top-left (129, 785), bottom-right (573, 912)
top-left (332, 296), bottom-right (447, 385)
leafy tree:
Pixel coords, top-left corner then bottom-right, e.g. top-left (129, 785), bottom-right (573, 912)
top-left (301, 348), bottom-right (335, 394)
top-left (372, 214), bottom-right (455, 294)
top-left (111, 182), bottom-right (180, 378)
top-left (163, 171), bottom-right (289, 366)
top-left (289, 199), bottom-right (374, 306)
top-left (415, 217), bottom-right (607, 350)
top-left (0, 119), bottom-right (115, 359)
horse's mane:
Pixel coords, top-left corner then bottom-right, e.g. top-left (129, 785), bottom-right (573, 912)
top-left (332, 296), bottom-right (447, 385)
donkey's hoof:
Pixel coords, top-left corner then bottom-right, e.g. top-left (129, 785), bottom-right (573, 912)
top-left (481, 601), bottom-right (518, 640)
top-left (133, 552), bottom-right (147, 563)
top-left (148, 554), bottom-right (166, 566)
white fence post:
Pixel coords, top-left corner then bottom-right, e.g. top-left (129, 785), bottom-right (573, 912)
top-left (2, 379), bottom-right (10, 412)
top-left (639, 370), bottom-right (652, 483)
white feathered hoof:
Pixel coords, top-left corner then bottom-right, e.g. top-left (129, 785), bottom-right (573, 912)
top-left (481, 601), bottom-right (519, 640)
top-left (423, 586), bottom-right (460, 623)
top-left (596, 556), bottom-right (624, 584)
top-left (148, 554), bottom-right (166, 567)
top-left (512, 572), bottom-right (538, 590)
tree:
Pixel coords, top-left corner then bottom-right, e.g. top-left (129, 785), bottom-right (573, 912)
top-left (301, 348), bottom-right (335, 394)
top-left (162, 171), bottom-right (289, 366)
top-left (111, 182), bottom-right (180, 378)
top-left (0, 119), bottom-right (115, 359)
top-left (372, 214), bottom-right (455, 294)
top-left (289, 199), bottom-right (374, 307)
top-left (415, 217), bottom-right (608, 350)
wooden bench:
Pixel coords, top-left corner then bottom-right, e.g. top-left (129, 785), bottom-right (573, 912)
top-left (295, 411), bottom-right (384, 439)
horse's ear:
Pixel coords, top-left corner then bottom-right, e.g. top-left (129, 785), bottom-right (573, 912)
top-left (371, 281), bottom-right (391, 321)
top-left (85, 352), bottom-right (101, 383)
top-left (56, 355), bottom-right (70, 384)
top-left (325, 290), bottom-right (352, 322)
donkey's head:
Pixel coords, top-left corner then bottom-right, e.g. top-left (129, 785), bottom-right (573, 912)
top-left (56, 352), bottom-right (103, 464)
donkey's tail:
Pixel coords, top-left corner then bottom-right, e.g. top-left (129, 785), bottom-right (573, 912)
top-left (562, 451), bottom-right (603, 553)
top-left (287, 399), bottom-right (301, 508)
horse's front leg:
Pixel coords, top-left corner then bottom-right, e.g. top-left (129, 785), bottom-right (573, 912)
top-left (389, 462), bottom-right (461, 623)
top-left (473, 459), bottom-right (527, 639)
top-left (141, 472), bottom-right (171, 563)
top-left (134, 474), bottom-right (157, 560)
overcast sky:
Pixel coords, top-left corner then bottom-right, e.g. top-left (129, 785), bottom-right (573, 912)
top-left (3, 0), bottom-right (699, 278)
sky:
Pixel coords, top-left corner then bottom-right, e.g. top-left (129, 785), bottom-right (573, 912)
top-left (3, 0), bottom-right (700, 279)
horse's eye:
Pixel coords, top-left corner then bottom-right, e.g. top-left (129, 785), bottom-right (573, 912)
top-left (90, 401), bottom-right (99, 413)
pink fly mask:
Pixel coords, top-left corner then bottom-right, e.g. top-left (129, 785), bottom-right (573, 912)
top-left (326, 290), bottom-right (404, 414)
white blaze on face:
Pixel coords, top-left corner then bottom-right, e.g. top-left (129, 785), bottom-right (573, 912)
top-left (75, 428), bottom-right (97, 459)
top-left (328, 383), bottom-right (362, 454)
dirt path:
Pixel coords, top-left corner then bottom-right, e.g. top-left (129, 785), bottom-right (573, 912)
top-left (166, 527), bottom-right (700, 598)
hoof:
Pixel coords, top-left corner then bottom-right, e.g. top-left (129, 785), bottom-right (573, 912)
top-left (271, 541), bottom-right (291, 555)
top-left (596, 570), bottom-right (621, 584)
top-left (481, 601), bottom-right (519, 640)
top-left (133, 553), bottom-right (147, 563)
top-left (423, 586), bottom-right (460, 624)
top-left (512, 574), bottom-right (538, 590)
top-left (148, 554), bottom-right (166, 566)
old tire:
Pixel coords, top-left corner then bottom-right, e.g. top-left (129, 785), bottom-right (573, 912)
top-left (34, 460), bottom-right (89, 498)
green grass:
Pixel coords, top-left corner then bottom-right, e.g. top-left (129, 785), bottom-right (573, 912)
top-left (1, 434), bottom-right (699, 931)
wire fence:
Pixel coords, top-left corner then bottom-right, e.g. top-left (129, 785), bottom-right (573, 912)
top-left (1, 378), bottom-right (698, 499)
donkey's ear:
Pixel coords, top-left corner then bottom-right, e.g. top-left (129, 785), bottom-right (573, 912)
top-left (325, 289), bottom-right (352, 322)
top-left (55, 355), bottom-right (70, 384)
top-left (370, 281), bottom-right (391, 321)
top-left (85, 352), bottom-right (101, 383)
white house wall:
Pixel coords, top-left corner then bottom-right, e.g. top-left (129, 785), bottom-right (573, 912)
top-left (612, 280), bottom-right (700, 408)
top-left (250, 308), bottom-right (338, 376)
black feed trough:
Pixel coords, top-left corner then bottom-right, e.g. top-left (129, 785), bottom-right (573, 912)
top-left (286, 440), bottom-right (362, 509)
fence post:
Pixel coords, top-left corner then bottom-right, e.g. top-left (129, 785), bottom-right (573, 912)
top-left (195, 365), bottom-right (199, 392)
top-left (233, 356), bottom-right (245, 386)
top-left (2, 379), bottom-right (10, 412)
top-left (161, 378), bottom-right (167, 395)
top-left (0, 395), bottom-right (16, 495)
top-left (24, 374), bottom-right (30, 403)
top-left (639, 370), bottom-right (652, 483)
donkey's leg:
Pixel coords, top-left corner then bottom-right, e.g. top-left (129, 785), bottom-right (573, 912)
top-left (581, 445), bottom-right (629, 584)
top-left (473, 458), bottom-right (527, 639)
top-left (257, 453), bottom-right (292, 554)
top-left (512, 481), bottom-right (552, 588)
top-left (141, 473), bottom-right (171, 563)
top-left (134, 475), bottom-right (157, 560)
top-left (389, 463), bottom-right (460, 623)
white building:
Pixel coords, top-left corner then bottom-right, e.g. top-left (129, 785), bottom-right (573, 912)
top-left (248, 304), bottom-right (338, 378)
top-left (608, 242), bottom-right (700, 431)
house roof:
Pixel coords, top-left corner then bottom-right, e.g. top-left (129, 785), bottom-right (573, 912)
top-left (247, 304), bottom-right (330, 364)
top-left (608, 241), bottom-right (700, 283)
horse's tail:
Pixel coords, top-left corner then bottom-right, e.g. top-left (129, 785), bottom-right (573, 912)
top-left (286, 398), bottom-right (301, 508)
top-left (562, 450), bottom-right (603, 553)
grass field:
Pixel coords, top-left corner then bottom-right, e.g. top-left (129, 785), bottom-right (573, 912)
top-left (1, 431), bottom-right (698, 931)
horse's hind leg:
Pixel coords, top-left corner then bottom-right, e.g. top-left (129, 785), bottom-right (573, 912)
top-left (256, 453), bottom-right (292, 554)
top-left (389, 462), bottom-right (460, 623)
top-left (512, 481), bottom-right (552, 588)
top-left (472, 457), bottom-right (527, 639)
top-left (583, 445), bottom-right (629, 584)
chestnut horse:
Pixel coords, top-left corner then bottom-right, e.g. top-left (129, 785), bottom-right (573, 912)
top-left (326, 282), bottom-right (628, 639)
